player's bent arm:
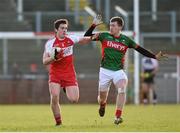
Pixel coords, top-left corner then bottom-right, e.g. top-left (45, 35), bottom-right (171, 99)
top-left (78, 34), bottom-right (100, 44)
top-left (84, 24), bottom-right (96, 36)
top-left (84, 25), bottom-right (100, 41)
top-left (78, 37), bottom-right (92, 45)
top-left (42, 51), bottom-right (54, 65)
top-left (43, 47), bottom-right (63, 65)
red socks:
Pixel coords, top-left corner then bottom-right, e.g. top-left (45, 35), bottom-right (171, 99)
top-left (100, 102), bottom-right (106, 108)
top-left (55, 114), bottom-right (62, 125)
top-left (115, 109), bottom-right (122, 118)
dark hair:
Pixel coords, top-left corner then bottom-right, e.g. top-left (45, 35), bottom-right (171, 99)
top-left (110, 16), bottom-right (124, 27)
top-left (54, 19), bottom-right (68, 30)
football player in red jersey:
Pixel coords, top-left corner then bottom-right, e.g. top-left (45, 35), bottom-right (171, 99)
top-left (42, 19), bottom-right (96, 126)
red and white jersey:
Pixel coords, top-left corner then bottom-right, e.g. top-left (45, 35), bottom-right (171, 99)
top-left (45, 34), bottom-right (80, 76)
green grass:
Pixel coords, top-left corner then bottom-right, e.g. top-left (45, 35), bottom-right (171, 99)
top-left (0, 104), bottom-right (180, 132)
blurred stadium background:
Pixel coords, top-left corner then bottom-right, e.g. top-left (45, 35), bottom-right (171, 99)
top-left (0, 0), bottom-right (180, 105)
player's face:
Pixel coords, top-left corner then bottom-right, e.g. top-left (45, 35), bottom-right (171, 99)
top-left (110, 22), bottom-right (122, 36)
top-left (56, 24), bottom-right (68, 38)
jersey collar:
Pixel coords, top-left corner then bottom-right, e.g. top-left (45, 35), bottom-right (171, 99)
top-left (55, 35), bottom-right (66, 42)
top-left (110, 33), bottom-right (121, 39)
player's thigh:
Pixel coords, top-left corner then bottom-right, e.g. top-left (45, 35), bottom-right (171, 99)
top-left (141, 82), bottom-right (149, 92)
top-left (66, 86), bottom-right (79, 101)
top-left (113, 70), bottom-right (128, 89)
top-left (99, 68), bottom-right (112, 92)
top-left (49, 82), bottom-right (61, 97)
top-left (149, 83), bottom-right (155, 90)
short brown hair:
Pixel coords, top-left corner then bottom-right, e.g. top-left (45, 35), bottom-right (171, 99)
top-left (54, 19), bottom-right (68, 30)
top-left (110, 16), bottom-right (124, 27)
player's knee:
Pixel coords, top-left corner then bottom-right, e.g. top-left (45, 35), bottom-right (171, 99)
top-left (115, 79), bottom-right (127, 88)
top-left (69, 96), bottom-right (79, 103)
top-left (50, 88), bottom-right (59, 97)
top-left (117, 87), bottom-right (126, 94)
top-left (97, 95), bottom-right (100, 103)
top-left (97, 95), bottom-right (103, 104)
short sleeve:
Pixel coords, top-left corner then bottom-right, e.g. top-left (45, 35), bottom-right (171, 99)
top-left (69, 34), bottom-right (81, 44)
top-left (45, 42), bottom-right (51, 53)
top-left (44, 38), bottom-right (54, 53)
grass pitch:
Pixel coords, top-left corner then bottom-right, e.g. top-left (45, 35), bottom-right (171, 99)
top-left (0, 104), bottom-right (180, 132)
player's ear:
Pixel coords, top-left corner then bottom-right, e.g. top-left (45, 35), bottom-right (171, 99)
top-left (119, 26), bottom-right (122, 31)
top-left (54, 29), bottom-right (58, 32)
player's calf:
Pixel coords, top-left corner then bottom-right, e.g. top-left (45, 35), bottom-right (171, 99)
top-left (97, 95), bottom-right (107, 117)
top-left (114, 87), bottom-right (125, 125)
top-left (99, 105), bottom-right (105, 117)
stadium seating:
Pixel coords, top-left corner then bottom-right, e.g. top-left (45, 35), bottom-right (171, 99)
top-left (23, 0), bottom-right (66, 11)
top-left (0, 0), bottom-right (180, 32)
top-left (0, 0), bottom-right (31, 31)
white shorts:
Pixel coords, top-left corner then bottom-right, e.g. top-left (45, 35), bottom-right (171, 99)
top-left (99, 67), bottom-right (128, 92)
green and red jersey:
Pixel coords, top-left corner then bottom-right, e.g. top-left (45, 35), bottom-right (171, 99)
top-left (98, 32), bottom-right (137, 71)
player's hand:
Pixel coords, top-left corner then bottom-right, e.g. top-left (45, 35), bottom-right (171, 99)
top-left (93, 14), bottom-right (103, 26)
top-left (155, 51), bottom-right (168, 61)
top-left (56, 49), bottom-right (64, 61)
top-left (50, 47), bottom-right (62, 60)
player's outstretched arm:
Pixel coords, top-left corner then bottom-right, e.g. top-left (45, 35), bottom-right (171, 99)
top-left (84, 14), bottom-right (103, 36)
top-left (135, 45), bottom-right (168, 61)
top-left (78, 36), bottom-right (92, 45)
top-left (78, 33), bottom-right (100, 45)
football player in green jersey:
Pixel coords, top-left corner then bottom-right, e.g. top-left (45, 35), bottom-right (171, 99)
top-left (85, 15), bottom-right (167, 125)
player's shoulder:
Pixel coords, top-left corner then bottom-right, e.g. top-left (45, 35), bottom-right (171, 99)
top-left (99, 32), bottom-right (111, 38)
top-left (66, 33), bottom-right (81, 43)
top-left (67, 33), bottom-right (79, 39)
top-left (67, 33), bottom-right (80, 39)
top-left (44, 37), bottom-right (56, 53)
top-left (45, 37), bottom-right (56, 45)
top-left (120, 33), bottom-right (134, 44)
top-left (120, 33), bottom-right (130, 39)
top-left (100, 32), bottom-right (110, 36)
